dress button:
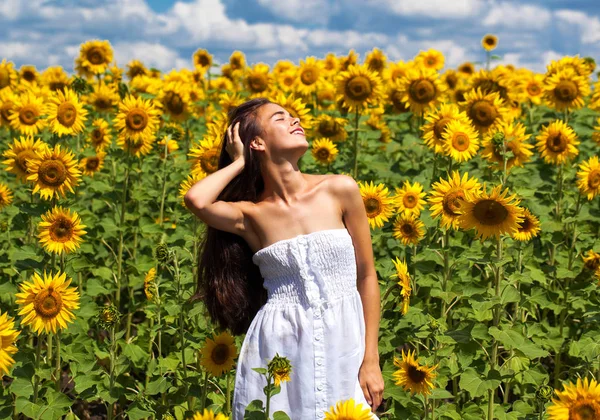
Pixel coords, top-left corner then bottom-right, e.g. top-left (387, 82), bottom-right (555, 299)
top-left (317, 384), bottom-right (323, 391)
top-left (317, 359), bottom-right (323, 366)
top-left (315, 335), bottom-right (322, 341)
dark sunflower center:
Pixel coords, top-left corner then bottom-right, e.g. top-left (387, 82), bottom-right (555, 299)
top-left (588, 169), bottom-right (600, 189)
top-left (94, 97), bottom-right (113, 111)
top-left (211, 344), bottom-right (230, 365)
top-left (87, 48), bottom-right (106, 65)
top-left (201, 150), bottom-right (219, 174)
top-left (130, 66), bottom-right (145, 78)
top-left (409, 79), bottom-right (436, 104)
top-left (300, 68), bottom-right (319, 85)
top-left (485, 37), bottom-right (496, 46)
top-left (433, 117), bottom-right (451, 139)
top-left (459, 64), bottom-right (474, 75)
top-left (49, 216), bottom-right (74, 241)
top-left (317, 149), bottom-right (330, 159)
top-left (197, 55), bottom-right (211, 68)
top-left (165, 91), bottom-right (185, 116)
top-left (19, 105), bottom-right (39, 126)
top-left (527, 83), bottom-right (541, 96)
top-left (407, 365), bottom-right (427, 384)
top-left (518, 216), bottom-right (532, 232)
top-left (17, 150), bottom-right (37, 173)
top-left (473, 199), bottom-right (509, 225)
top-left (101, 310), bottom-right (115, 323)
top-left (390, 90), bottom-right (407, 112)
top-left (126, 108), bottom-right (149, 132)
top-left (39, 159), bottom-right (68, 187)
top-left (401, 222), bottom-right (414, 236)
top-left (345, 76), bottom-right (372, 102)
top-left (248, 74), bottom-right (268, 93)
top-left (23, 70), bottom-right (36, 82)
top-left (452, 132), bottom-right (470, 152)
top-left (57, 102), bottom-right (77, 127)
top-left (86, 157), bottom-right (100, 171)
top-left (403, 194), bottom-right (417, 208)
top-left (0, 102), bottom-right (13, 123)
top-left (49, 81), bottom-right (67, 92)
top-left (446, 73), bottom-right (458, 90)
top-left (34, 288), bottom-right (63, 318)
top-left (231, 57), bottom-right (242, 69)
top-left (546, 132), bottom-right (567, 153)
top-left (318, 120), bottom-right (339, 138)
top-left (368, 58), bottom-right (384, 72)
top-left (0, 68), bottom-right (9, 88)
top-left (469, 100), bottom-right (497, 127)
top-left (443, 190), bottom-right (465, 216)
top-left (569, 401), bottom-right (600, 420)
top-left (365, 197), bottom-right (381, 215)
top-left (554, 80), bottom-right (578, 102)
top-left (91, 128), bottom-right (104, 144)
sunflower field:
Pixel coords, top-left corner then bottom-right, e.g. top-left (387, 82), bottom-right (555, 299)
top-left (1, 35), bottom-right (600, 420)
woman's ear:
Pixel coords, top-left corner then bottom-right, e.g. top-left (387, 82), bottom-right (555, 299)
top-left (249, 136), bottom-right (264, 151)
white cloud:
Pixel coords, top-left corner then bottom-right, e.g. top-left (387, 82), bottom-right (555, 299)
top-left (112, 41), bottom-right (188, 70)
top-left (256, 0), bottom-right (336, 25)
top-left (366, 0), bottom-right (486, 19)
top-left (555, 9), bottom-right (600, 44)
top-left (483, 2), bottom-right (551, 29)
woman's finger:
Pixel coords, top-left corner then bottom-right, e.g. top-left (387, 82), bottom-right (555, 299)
top-left (234, 121), bottom-right (240, 139)
top-left (227, 125), bottom-right (232, 142)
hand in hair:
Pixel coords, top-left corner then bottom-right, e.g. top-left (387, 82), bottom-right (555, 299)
top-left (226, 121), bottom-right (244, 162)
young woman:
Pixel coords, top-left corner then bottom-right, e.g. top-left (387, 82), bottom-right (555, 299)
top-left (184, 97), bottom-right (383, 419)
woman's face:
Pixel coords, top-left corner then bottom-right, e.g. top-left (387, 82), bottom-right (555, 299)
top-left (252, 103), bottom-right (307, 156)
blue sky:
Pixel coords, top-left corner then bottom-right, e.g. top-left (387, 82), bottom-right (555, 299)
top-left (1, 0), bottom-right (600, 75)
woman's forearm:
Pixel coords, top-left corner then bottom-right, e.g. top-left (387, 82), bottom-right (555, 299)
top-left (357, 274), bottom-right (381, 363)
top-left (184, 158), bottom-right (245, 208)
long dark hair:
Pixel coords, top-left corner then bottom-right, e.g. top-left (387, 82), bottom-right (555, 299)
top-left (188, 97), bottom-right (273, 336)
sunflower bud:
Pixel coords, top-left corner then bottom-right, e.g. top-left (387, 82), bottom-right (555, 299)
top-left (0, 221), bottom-right (8, 232)
top-left (70, 76), bottom-right (93, 95)
top-left (96, 304), bottom-right (121, 330)
top-left (428, 317), bottom-right (441, 333)
top-left (267, 353), bottom-right (292, 387)
top-left (154, 242), bottom-right (170, 264)
top-left (117, 82), bottom-right (129, 100)
top-left (161, 413), bottom-right (175, 420)
top-left (491, 132), bottom-right (505, 149)
top-left (164, 125), bottom-right (183, 141)
top-left (536, 384), bottom-right (554, 402)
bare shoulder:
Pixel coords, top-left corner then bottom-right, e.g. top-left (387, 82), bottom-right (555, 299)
top-left (325, 174), bottom-right (359, 195)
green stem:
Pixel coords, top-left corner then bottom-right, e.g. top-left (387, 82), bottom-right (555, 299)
top-left (441, 229), bottom-right (450, 318)
top-left (488, 236), bottom-right (503, 420)
top-left (353, 110), bottom-right (360, 179)
top-left (226, 370), bottom-right (232, 415)
top-left (555, 165), bottom-right (564, 222)
top-left (265, 374), bottom-right (272, 420)
top-left (116, 157), bottom-right (132, 309)
top-left (108, 324), bottom-right (116, 420)
top-left (33, 335), bottom-right (42, 403)
top-left (159, 137), bottom-right (169, 226)
top-left (55, 330), bottom-right (61, 391)
top-left (200, 370), bottom-right (209, 411)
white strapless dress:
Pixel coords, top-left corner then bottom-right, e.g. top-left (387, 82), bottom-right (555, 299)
top-left (232, 228), bottom-right (380, 420)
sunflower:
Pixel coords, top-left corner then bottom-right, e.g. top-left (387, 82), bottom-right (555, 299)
top-left (428, 171), bottom-right (483, 231)
top-left (8, 91), bottom-right (47, 136)
top-left (311, 114), bottom-right (348, 142)
top-left (383, 60), bottom-right (413, 83)
top-left (269, 92), bottom-right (313, 130)
top-left (19, 64), bottom-right (39, 84)
top-left (392, 213), bottom-right (426, 246)
top-left (386, 82), bottom-right (411, 114)
top-left (0, 59), bottom-right (18, 92)
top-left (218, 92), bottom-right (244, 115)
top-left (45, 88), bottom-right (88, 137)
top-left (244, 63), bottom-right (272, 97)
top-left (311, 138), bottom-right (338, 165)
top-left (0, 183), bottom-right (13, 210)
top-left (397, 67), bottom-right (446, 115)
top-left (157, 136), bottom-right (180, 159)
top-left (126, 59), bottom-right (148, 80)
top-left (84, 82), bottom-right (120, 113)
top-left (37, 206), bottom-right (87, 254)
top-left (339, 49), bottom-right (359, 72)
top-left (365, 48), bottom-right (387, 74)
top-left (547, 377), bottom-right (600, 420)
top-left (519, 71), bottom-right (545, 105)
top-left (457, 183), bottom-right (524, 241)
top-left (393, 181), bottom-right (427, 216)
top-left (481, 34), bottom-right (498, 51)
top-left (510, 207), bottom-right (541, 242)
top-left (276, 70), bottom-right (297, 92)
top-left (582, 250), bottom-right (600, 271)
top-left (267, 353), bottom-right (292, 387)
top-left (481, 120), bottom-right (534, 170)
top-left (441, 119), bottom-right (480, 163)
top-left (87, 118), bottom-right (112, 151)
top-left (273, 59), bottom-right (296, 76)
top-left (229, 50), bottom-right (246, 71)
top-left (390, 256), bottom-right (411, 315)
top-left (358, 180), bottom-right (397, 229)
top-left (199, 331), bottom-right (238, 377)
top-left (547, 55), bottom-right (594, 78)
top-left (188, 134), bottom-right (222, 177)
top-left (114, 94), bottom-right (162, 144)
top-left (158, 81), bottom-right (193, 122)
top-left (416, 49), bottom-right (445, 71)
top-left (80, 149), bottom-right (107, 176)
top-left (26, 144), bottom-right (82, 201)
top-left (0, 310), bottom-right (21, 376)
top-left (468, 68), bottom-right (517, 105)
top-left (179, 172), bottom-right (205, 207)
top-left (2, 135), bottom-right (49, 182)
top-left (294, 56), bottom-right (323, 97)
top-left (323, 52), bottom-right (339, 74)
top-left (193, 49), bottom-right (213, 74)
top-left (324, 398), bottom-right (374, 420)
top-left (336, 64), bottom-right (383, 113)
top-left (535, 120), bottom-right (579, 165)
top-left (458, 62), bottom-right (475, 76)
top-left (543, 68), bottom-right (590, 112)
top-left (78, 40), bottom-right (113, 75)
top-left (73, 56), bottom-right (94, 80)
top-left (0, 89), bottom-right (16, 127)
top-left (421, 103), bottom-right (471, 155)
top-left (441, 69), bottom-right (461, 91)
top-left (459, 88), bottom-right (508, 133)
top-left (15, 270), bottom-right (80, 334)
top-left (144, 267), bottom-right (158, 301)
top-left (392, 349), bottom-right (438, 396)
top-left (40, 66), bottom-right (70, 92)
top-left (190, 409), bottom-right (229, 420)
top-left (209, 76), bottom-right (234, 93)
top-left (576, 155), bottom-right (600, 200)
